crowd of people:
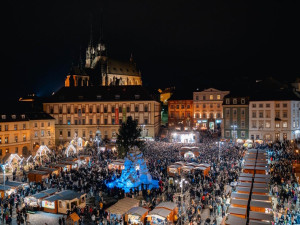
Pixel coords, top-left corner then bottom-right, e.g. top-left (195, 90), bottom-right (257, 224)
top-left (0, 134), bottom-right (299, 224)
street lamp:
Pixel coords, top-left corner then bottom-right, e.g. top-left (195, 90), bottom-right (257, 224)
top-left (175, 178), bottom-right (188, 225)
top-left (231, 125), bottom-right (238, 143)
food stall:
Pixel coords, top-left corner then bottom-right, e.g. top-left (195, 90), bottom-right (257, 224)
top-left (106, 197), bottom-right (140, 221)
top-left (251, 194), bottom-right (271, 202)
top-left (147, 202), bottom-right (178, 224)
top-left (249, 211), bottom-right (273, 224)
top-left (249, 200), bottom-right (272, 213)
top-left (24, 188), bottom-right (58, 211)
top-left (27, 170), bottom-right (49, 182)
top-left (0, 185), bottom-right (11, 198)
top-left (252, 188), bottom-right (269, 196)
top-left (225, 215), bottom-right (247, 225)
top-left (42, 190), bottom-right (86, 214)
top-left (227, 206), bottom-right (247, 218)
top-left (49, 163), bottom-right (70, 172)
top-left (230, 199), bottom-right (248, 208)
top-left (126, 207), bottom-right (148, 225)
top-left (167, 164), bottom-right (181, 176)
top-left (0, 181), bottom-right (29, 197)
top-left (108, 159), bottom-right (125, 171)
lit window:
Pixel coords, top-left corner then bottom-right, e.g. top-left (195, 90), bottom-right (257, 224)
top-left (217, 95), bottom-right (221, 100)
top-left (233, 99), bottom-right (237, 104)
top-left (241, 99), bottom-right (245, 104)
top-left (210, 95), bottom-right (213, 100)
top-left (283, 122), bottom-right (288, 128)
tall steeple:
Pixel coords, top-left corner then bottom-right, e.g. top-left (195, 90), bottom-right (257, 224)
top-left (86, 17), bottom-right (94, 68)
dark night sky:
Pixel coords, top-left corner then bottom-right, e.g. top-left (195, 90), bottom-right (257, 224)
top-left (3, 0), bottom-right (299, 104)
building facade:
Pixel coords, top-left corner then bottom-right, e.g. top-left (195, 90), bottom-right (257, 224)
top-left (168, 100), bottom-right (193, 130)
top-left (193, 88), bottom-right (229, 132)
top-left (43, 86), bottom-right (161, 145)
top-left (0, 112), bottom-right (55, 159)
top-left (222, 96), bottom-right (250, 140)
top-left (249, 100), bottom-right (300, 141)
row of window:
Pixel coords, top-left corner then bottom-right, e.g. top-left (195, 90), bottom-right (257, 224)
top-left (225, 130), bottom-right (246, 138)
top-left (194, 112), bottom-right (222, 119)
top-left (195, 94), bottom-right (221, 101)
top-left (225, 98), bottom-right (246, 105)
top-left (50, 105), bottom-right (149, 114)
top-left (170, 104), bottom-right (191, 109)
top-left (251, 121), bottom-right (291, 129)
top-left (0, 135), bottom-right (27, 144)
top-left (1, 114), bottom-right (26, 120)
top-left (225, 108), bottom-right (246, 118)
top-left (60, 118), bottom-right (149, 126)
top-left (225, 120), bottom-right (246, 129)
top-left (195, 104), bottom-right (221, 109)
top-left (0, 124), bottom-right (26, 131)
top-left (170, 112), bottom-right (191, 119)
top-left (252, 103), bottom-right (289, 108)
top-left (249, 133), bottom-right (287, 140)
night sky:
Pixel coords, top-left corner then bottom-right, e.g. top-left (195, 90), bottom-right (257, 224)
top-left (3, 1), bottom-right (299, 104)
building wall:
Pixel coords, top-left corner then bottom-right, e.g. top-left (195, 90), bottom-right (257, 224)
top-left (29, 119), bottom-right (56, 151)
top-left (249, 100), bottom-right (300, 141)
top-left (43, 100), bottom-right (161, 145)
top-left (0, 121), bottom-right (31, 158)
top-left (168, 100), bottom-right (193, 130)
top-left (193, 88), bottom-right (229, 131)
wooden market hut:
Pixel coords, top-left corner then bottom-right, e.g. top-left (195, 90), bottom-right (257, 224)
top-left (248, 220), bottom-right (272, 225)
top-left (243, 166), bottom-right (256, 174)
top-left (225, 215), bottom-right (247, 225)
top-left (42, 190), bottom-right (86, 214)
top-left (250, 200), bottom-right (272, 213)
top-left (252, 188), bottom-right (269, 196)
top-left (239, 173), bottom-right (253, 178)
top-left (167, 164), bottom-right (181, 176)
top-left (238, 177), bottom-right (253, 183)
top-left (227, 206), bottom-right (247, 218)
top-left (249, 211), bottom-right (273, 223)
top-left (66, 212), bottom-right (80, 225)
top-left (38, 167), bottom-right (60, 176)
top-left (230, 193), bottom-right (249, 200)
top-left (108, 159), bottom-right (125, 171)
top-left (27, 170), bottom-right (50, 182)
top-left (25, 188), bottom-right (58, 210)
top-left (251, 194), bottom-right (271, 202)
top-left (253, 183), bottom-right (268, 189)
top-left (125, 207), bottom-right (148, 225)
top-left (106, 197), bottom-right (140, 221)
top-left (147, 201), bottom-right (178, 224)
top-left (236, 182), bottom-right (251, 188)
top-left (230, 199), bottom-right (248, 208)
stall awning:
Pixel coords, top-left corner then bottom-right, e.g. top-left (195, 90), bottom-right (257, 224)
top-left (249, 211), bottom-right (273, 222)
top-left (250, 200), bottom-right (272, 209)
top-left (226, 215), bottom-right (247, 225)
top-left (249, 219), bottom-right (272, 225)
top-left (228, 206), bottom-right (246, 215)
top-left (148, 208), bottom-right (171, 218)
top-left (127, 207), bottom-right (148, 217)
top-left (107, 197), bottom-right (139, 215)
top-left (156, 201), bottom-right (177, 210)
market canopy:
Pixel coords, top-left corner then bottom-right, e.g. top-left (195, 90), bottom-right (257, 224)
top-left (127, 207), bottom-right (148, 216)
top-left (156, 201), bottom-right (177, 210)
top-left (226, 215), bottom-right (247, 225)
top-left (148, 208), bottom-right (172, 218)
top-left (249, 211), bottom-right (273, 222)
top-left (106, 197), bottom-right (139, 215)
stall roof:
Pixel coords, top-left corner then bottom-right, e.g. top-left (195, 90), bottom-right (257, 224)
top-left (201, 163), bottom-right (210, 168)
top-left (254, 174), bottom-right (270, 179)
top-left (230, 193), bottom-right (249, 200)
top-left (254, 178), bottom-right (269, 183)
top-left (250, 200), bottom-right (272, 209)
top-left (0, 185), bottom-right (11, 191)
top-left (27, 170), bottom-right (49, 175)
top-left (249, 220), bottom-right (272, 225)
top-left (253, 183), bottom-right (268, 189)
top-left (236, 187), bottom-right (251, 192)
top-left (127, 207), bottom-right (148, 216)
top-left (249, 211), bottom-right (274, 222)
top-left (32, 192), bottom-right (48, 199)
top-left (156, 202), bottom-right (177, 210)
top-left (107, 197), bottom-right (139, 215)
top-left (239, 177), bottom-right (253, 182)
top-left (44, 190), bottom-right (84, 202)
top-left (38, 167), bottom-right (58, 172)
top-left (226, 215), bottom-right (247, 225)
top-left (251, 195), bottom-right (271, 201)
top-left (148, 208), bottom-right (171, 218)
top-left (239, 173), bottom-right (253, 178)
top-left (227, 206), bottom-right (246, 215)
top-left (252, 188), bottom-right (268, 194)
top-left (237, 182), bottom-right (251, 187)
top-left (230, 199), bottom-right (248, 206)
top-left (2, 181), bottom-right (27, 187)
top-left (243, 166), bottom-right (255, 170)
top-left (42, 188), bottom-right (58, 195)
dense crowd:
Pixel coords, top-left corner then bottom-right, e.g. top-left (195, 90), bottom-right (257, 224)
top-left (0, 134), bottom-right (299, 224)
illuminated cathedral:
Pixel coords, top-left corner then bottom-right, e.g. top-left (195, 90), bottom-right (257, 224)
top-left (65, 29), bottom-right (142, 87)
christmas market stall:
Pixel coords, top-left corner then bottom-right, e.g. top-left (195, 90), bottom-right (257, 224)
top-left (106, 197), bottom-right (140, 222)
top-left (125, 207), bottom-right (148, 225)
top-left (108, 159), bottom-right (125, 171)
top-left (147, 202), bottom-right (178, 224)
top-left (42, 190), bottom-right (86, 214)
top-left (167, 164), bottom-right (182, 176)
top-left (24, 188), bottom-right (58, 211)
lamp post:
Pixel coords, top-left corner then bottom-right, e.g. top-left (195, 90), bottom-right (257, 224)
top-left (231, 125), bottom-right (237, 143)
top-left (1, 164), bottom-right (6, 186)
top-left (175, 178), bottom-right (188, 225)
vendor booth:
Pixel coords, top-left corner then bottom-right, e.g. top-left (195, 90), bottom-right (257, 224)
top-left (108, 159), bottom-right (125, 171)
top-left (27, 170), bottom-right (49, 182)
top-left (42, 190), bottom-right (86, 214)
top-left (230, 199), bottom-right (248, 208)
top-left (0, 185), bottom-right (12, 198)
top-left (147, 202), bottom-right (178, 224)
top-left (38, 167), bottom-right (60, 176)
top-left (0, 181), bottom-right (28, 197)
top-left (106, 197), bottom-right (140, 222)
top-left (249, 211), bottom-right (273, 224)
top-left (230, 193), bottom-right (249, 200)
top-left (24, 188), bottom-right (58, 211)
top-left (126, 207), bottom-right (148, 225)
top-left (225, 215), bottom-right (247, 225)
top-left (227, 206), bottom-right (247, 218)
top-left (250, 200), bottom-right (272, 213)
top-left (167, 165), bottom-right (181, 176)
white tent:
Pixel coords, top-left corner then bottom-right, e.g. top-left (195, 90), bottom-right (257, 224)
top-left (107, 197), bottom-right (139, 219)
top-left (65, 144), bottom-right (77, 157)
top-left (34, 145), bottom-right (51, 161)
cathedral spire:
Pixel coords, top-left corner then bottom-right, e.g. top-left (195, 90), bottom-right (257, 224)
top-left (89, 15), bottom-right (93, 47)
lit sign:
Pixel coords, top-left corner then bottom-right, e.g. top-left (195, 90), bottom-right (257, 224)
top-left (42, 200), bottom-right (55, 209)
top-left (198, 120), bottom-right (207, 123)
top-left (216, 120), bottom-right (222, 124)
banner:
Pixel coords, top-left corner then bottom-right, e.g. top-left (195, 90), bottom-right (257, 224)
top-left (122, 107), bottom-right (126, 122)
top-left (115, 108), bottom-right (119, 124)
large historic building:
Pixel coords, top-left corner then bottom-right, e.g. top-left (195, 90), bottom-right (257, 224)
top-left (65, 35), bottom-right (142, 88)
top-left (0, 112), bottom-right (55, 160)
top-left (193, 88), bottom-right (229, 132)
top-left (222, 95), bottom-right (250, 140)
top-left (43, 86), bottom-right (161, 145)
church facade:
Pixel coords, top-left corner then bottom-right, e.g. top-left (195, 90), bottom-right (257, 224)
top-left (65, 37), bottom-right (142, 87)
